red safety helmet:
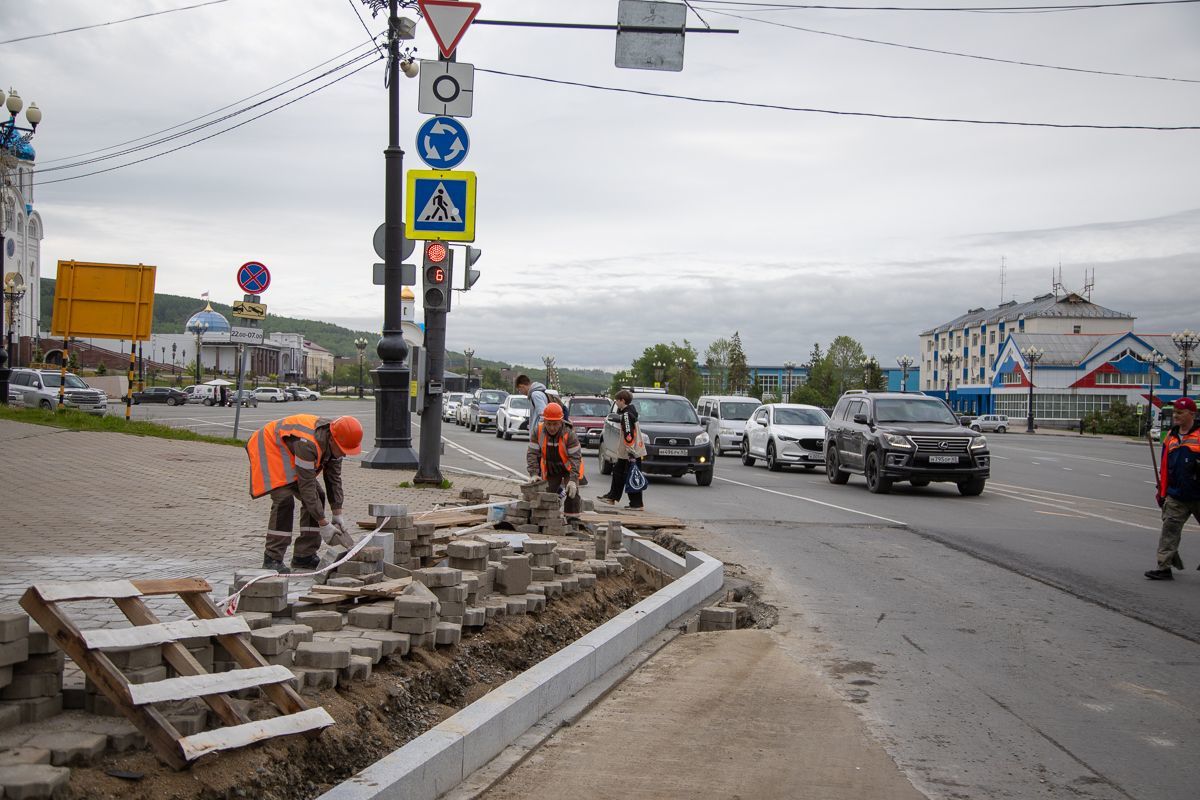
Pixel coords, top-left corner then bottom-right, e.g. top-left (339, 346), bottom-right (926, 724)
top-left (330, 416), bottom-right (364, 456)
top-left (542, 403), bottom-right (564, 422)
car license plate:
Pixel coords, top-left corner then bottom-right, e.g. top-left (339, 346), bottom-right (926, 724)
top-left (658, 448), bottom-right (688, 456)
top-left (929, 455), bottom-right (959, 464)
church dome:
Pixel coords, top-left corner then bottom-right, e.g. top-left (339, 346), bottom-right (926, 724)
top-left (7, 139), bottom-right (35, 162)
top-left (185, 302), bottom-right (231, 334)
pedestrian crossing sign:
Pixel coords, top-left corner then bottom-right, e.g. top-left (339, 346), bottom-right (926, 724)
top-left (406, 169), bottom-right (476, 242)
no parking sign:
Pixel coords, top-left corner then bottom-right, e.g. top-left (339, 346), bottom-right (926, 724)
top-left (237, 262), bottom-right (271, 294)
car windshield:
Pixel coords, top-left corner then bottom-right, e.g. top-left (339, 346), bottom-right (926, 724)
top-left (719, 401), bottom-right (760, 421)
top-left (570, 400), bottom-right (609, 417)
top-left (41, 374), bottom-right (89, 389)
top-left (633, 397), bottom-right (699, 424)
top-left (775, 408), bottom-right (829, 426)
top-left (479, 391), bottom-right (505, 404)
top-left (874, 399), bottom-right (958, 424)
top-left (508, 396), bottom-right (531, 410)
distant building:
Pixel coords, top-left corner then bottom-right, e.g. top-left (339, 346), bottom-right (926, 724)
top-left (306, 340), bottom-right (334, 381)
top-left (1, 128), bottom-right (45, 361)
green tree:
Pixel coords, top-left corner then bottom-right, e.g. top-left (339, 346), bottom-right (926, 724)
top-left (801, 342), bottom-right (835, 406)
top-left (481, 366), bottom-right (503, 389)
top-left (95, 362), bottom-right (107, 376)
top-left (1082, 399), bottom-right (1140, 436)
top-left (826, 335), bottom-right (866, 397)
top-left (728, 332), bottom-right (750, 394)
top-left (704, 338), bottom-right (732, 394)
top-left (671, 340), bottom-right (700, 403)
top-left (747, 377), bottom-right (765, 401)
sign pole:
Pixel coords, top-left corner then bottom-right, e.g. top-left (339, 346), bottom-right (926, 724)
top-left (232, 293), bottom-right (261, 440)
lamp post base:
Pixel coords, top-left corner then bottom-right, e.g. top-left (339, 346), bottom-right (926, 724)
top-left (361, 362), bottom-right (418, 470)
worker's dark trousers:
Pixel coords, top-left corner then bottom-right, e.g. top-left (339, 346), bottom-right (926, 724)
top-left (264, 483), bottom-right (324, 562)
top-left (545, 472), bottom-right (583, 517)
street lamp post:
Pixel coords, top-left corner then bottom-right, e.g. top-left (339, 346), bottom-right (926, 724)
top-left (860, 355), bottom-right (879, 391)
top-left (1022, 346), bottom-right (1044, 433)
top-left (940, 351), bottom-right (955, 406)
top-left (1172, 329), bottom-right (1199, 398)
top-left (678, 356), bottom-right (690, 398)
top-left (171, 343), bottom-right (177, 376)
top-left (188, 321), bottom-right (208, 385)
top-left (543, 355), bottom-right (557, 392)
top-left (1145, 349), bottom-right (1166, 436)
top-left (354, 337), bottom-right (368, 399)
top-left (4, 275), bottom-right (26, 369)
top-left (783, 360), bottom-right (796, 402)
top-left (653, 360), bottom-right (665, 390)
top-left (896, 355), bottom-right (914, 393)
top-left (463, 347), bottom-right (474, 390)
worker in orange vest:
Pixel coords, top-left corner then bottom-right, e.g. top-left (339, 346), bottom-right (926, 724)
top-left (246, 414), bottom-right (362, 572)
top-left (526, 403), bottom-right (583, 519)
top-left (1146, 397), bottom-right (1200, 580)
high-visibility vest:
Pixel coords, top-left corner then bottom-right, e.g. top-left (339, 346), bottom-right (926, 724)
top-left (537, 423), bottom-right (585, 480)
top-left (1159, 425), bottom-right (1200, 499)
top-left (246, 414), bottom-right (325, 498)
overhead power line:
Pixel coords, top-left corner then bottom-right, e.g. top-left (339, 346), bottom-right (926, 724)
top-left (706, 10), bottom-right (1200, 83)
top-left (0, 0), bottom-right (233, 46)
top-left (692, 0), bottom-right (1200, 12)
top-left (476, 67), bottom-right (1200, 130)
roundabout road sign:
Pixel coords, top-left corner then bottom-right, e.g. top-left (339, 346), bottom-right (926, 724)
top-left (237, 261), bottom-right (271, 294)
top-left (416, 116), bottom-right (470, 170)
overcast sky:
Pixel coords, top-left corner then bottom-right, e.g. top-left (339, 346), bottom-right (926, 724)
top-left (4, 0), bottom-right (1197, 369)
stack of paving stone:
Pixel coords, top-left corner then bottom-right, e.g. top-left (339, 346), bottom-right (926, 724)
top-left (411, 568), bottom-right (464, 647)
top-left (372, 504), bottom-right (419, 570)
top-left (698, 602), bottom-right (752, 632)
top-left (502, 480), bottom-right (570, 535)
top-left (231, 571), bottom-right (290, 615)
top-left (329, 545), bottom-right (385, 587)
top-left (0, 616), bottom-right (63, 728)
top-left (391, 580), bottom-right (440, 650)
top-left (459, 487), bottom-right (488, 504)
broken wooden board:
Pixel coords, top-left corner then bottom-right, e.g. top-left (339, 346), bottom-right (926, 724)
top-left (296, 593), bottom-right (346, 605)
top-left (580, 511), bottom-right (684, 528)
top-left (309, 577), bottom-right (412, 598)
top-left (356, 509), bottom-right (488, 531)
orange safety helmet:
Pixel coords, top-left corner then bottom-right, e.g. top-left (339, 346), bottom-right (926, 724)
top-left (542, 403), bottom-right (564, 422)
top-left (330, 416), bottom-right (364, 456)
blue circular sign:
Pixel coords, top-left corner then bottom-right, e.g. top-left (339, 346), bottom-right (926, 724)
top-left (416, 116), bottom-right (470, 170)
top-left (237, 261), bottom-right (271, 294)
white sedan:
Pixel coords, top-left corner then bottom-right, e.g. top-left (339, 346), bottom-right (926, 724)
top-left (496, 395), bottom-right (532, 440)
top-left (741, 403), bottom-right (830, 472)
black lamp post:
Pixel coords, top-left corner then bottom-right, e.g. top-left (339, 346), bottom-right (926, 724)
top-left (1023, 346), bottom-right (1044, 433)
top-left (4, 276), bottom-right (26, 372)
top-left (188, 321), bottom-right (208, 384)
top-left (896, 355), bottom-right (913, 393)
top-left (354, 337), bottom-right (368, 399)
top-left (783, 360), bottom-right (795, 402)
top-left (679, 356), bottom-right (691, 398)
top-left (1172, 329), bottom-right (1199, 398)
top-left (653, 360), bottom-right (665, 389)
top-left (463, 347), bottom-right (475, 390)
top-left (940, 351), bottom-right (955, 403)
top-left (1145, 350), bottom-right (1165, 436)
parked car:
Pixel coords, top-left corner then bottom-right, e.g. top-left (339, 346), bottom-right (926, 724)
top-left (231, 389), bottom-right (258, 407)
top-left (698, 395), bottom-right (762, 456)
top-left (969, 414), bottom-right (1010, 433)
top-left (9, 369), bottom-right (108, 414)
top-left (285, 386), bottom-right (320, 400)
top-left (496, 394), bottom-right (532, 439)
top-left (182, 384), bottom-right (222, 406)
top-left (455, 396), bottom-right (473, 426)
top-left (566, 396), bottom-right (611, 449)
top-left (467, 389), bottom-right (509, 432)
top-left (824, 391), bottom-right (990, 496)
top-left (598, 391), bottom-right (714, 486)
top-left (132, 387), bottom-right (188, 406)
top-left (741, 403), bottom-right (829, 471)
top-left (253, 387), bottom-right (289, 403)
top-left (443, 392), bottom-right (469, 422)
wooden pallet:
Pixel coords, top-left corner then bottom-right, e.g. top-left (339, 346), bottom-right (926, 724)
top-left (19, 578), bottom-right (334, 770)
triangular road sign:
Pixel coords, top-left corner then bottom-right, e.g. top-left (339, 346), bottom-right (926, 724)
top-left (418, 0), bottom-right (481, 59)
top-left (417, 182), bottom-right (462, 223)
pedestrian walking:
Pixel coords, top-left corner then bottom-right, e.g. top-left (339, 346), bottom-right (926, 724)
top-left (246, 413), bottom-right (362, 573)
top-left (515, 373), bottom-right (554, 434)
top-left (597, 389), bottom-right (647, 510)
top-left (526, 403), bottom-right (584, 520)
top-left (1146, 397), bottom-right (1200, 580)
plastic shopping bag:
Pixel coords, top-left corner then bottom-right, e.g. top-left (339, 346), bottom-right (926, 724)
top-left (626, 461), bottom-right (648, 494)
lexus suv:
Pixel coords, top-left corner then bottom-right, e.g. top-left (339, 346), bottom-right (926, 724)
top-left (598, 391), bottom-right (714, 486)
top-left (824, 391), bottom-right (989, 496)
top-left (9, 369), bottom-right (108, 415)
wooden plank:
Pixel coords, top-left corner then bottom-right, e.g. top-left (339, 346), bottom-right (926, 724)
top-left (129, 665), bottom-right (295, 705)
top-left (114, 597), bottom-right (250, 730)
top-left (359, 577), bottom-right (412, 596)
top-left (131, 578), bottom-right (213, 596)
top-left (19, 589), bottom-right (188, 770)
top-left (81, 616), bottom-right (250, 650)
top-left (310, 585), bottom-right (363, 597)
top-left (178, 707), bottom-right (335, 762)
top-left (297, 593), bottom-right (345, 605)
top-left (34, 580), bottom-right (141, 602)
top-left (180, 592), bottom-right (311, 722)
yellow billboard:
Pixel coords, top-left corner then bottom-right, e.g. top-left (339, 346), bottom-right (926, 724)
top-left (51, 261), bottom-right (156, 341)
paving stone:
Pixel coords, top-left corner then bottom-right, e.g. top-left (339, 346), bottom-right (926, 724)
top-left (123, 665), bottom-right (168, 686)
top-left (400, 581), bottom-right (441, 613)
top-left (559, 575), bottom-right (580, 594)
top-left (250, 626), bottom-right (299, 656)
top-left (0, 674), bottom-right (61, 701)
top-left (0, 640), bottom-right (30, 669)
top-left (392, 597), bottom-right (437, 620)
top-left (0, 763), bottom-right (71, 799)
top-left (504, 597), bottom-right (528, 615)
top-left (558, 546), bottom-right (587, 561)
top-left (463, 608), bottom-right (487, 627)
top-left (346, 638), bottom-right (384, 664)
top-left (355, 630), bottom-right (410, 657)
top-left (236, 594), bottom-right (288, 614)
top-left (263, 651), bottom-right (294, 667)
top-left (106, 646), bottom-right (161, 670)
top-left (339, 655), bottom-right (372, 685)
top-left (83, 692), bottom-right (122, 717)
top-left (166, 709), bottom-right (208, 736)
top-left (410, 632), bottom-right (436, 651)
top-left (0, 703), bottom-right (19, 731)
top-left (1, 696), bottom-right (62, 725)
top-left (699, 607), bottom-right (739, 632)
top-left (79, 718), bottom-right (143, 751)
top-left (237, 611), bottom-right (275, 630)
top-left (446, 540), bottom-right (488, 559)
top-left (235, 576), bottom-right (288, 598)
top-left (294, 642), bottom-right (352, 670)
top-left (352, 546), bottom-right (385, 563)
top-left (327, 577), bottom-right (364, 589)
top-left (335, 561), bottom-right (375, 577)
top-left (412, 567), bottom-right (462, 588)
top-left (431, 584), bottom-right (468, 603)
top-left (578, 573), bottom-right (597, 589)
top-left (554, 561), bottom-right (574, 575)
top-left (369, 503), bottom-right (408, 517)
top-left (523, 594), bottom-right (547, 613)
top-left (531, 566), bottom-right (556, 582)
top-left (543, 581), bottom-right (563, 600)
top-left (0, 748), bottom-right (50, 767)
top-left (391, 616), bottom-right (436, 635)
top-left (434, 622), bottom-right (462, 646)
top-left (25, 731), bottom-right (106, 766)
top-left (0, 666), bottom-right (10, 690)
top-left (293, 667), bottom-right (337, 692)
top-left (438, 601), bottom-right (466, 617)
top-left (347, 605), bottom-right (393, 630)
top-left (275, 624), bottom-right (315, 644)
top-left (497, 555), bottom-right (531, 596)
top-left (0, 615), bottom-right (29, 644)
top-left (294, 610), bottom-right (343, 632)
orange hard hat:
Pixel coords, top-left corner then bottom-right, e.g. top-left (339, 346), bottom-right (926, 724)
top-left (330, 416), bottom-right (363, 456)
top-left (542, 403), bottom-right (564, 421)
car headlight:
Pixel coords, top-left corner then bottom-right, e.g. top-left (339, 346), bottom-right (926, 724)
top-left (970, 436), bottom-right (987, 450)
top-left (882, 433), bottom-right (912, 448)
top-left (777, 434), bottom-right (798, 443)
top-left (694, 432), bottom-right (710, 446)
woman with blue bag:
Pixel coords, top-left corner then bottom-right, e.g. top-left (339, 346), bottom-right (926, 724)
top-left (598, 389), bottom-right (647, 510)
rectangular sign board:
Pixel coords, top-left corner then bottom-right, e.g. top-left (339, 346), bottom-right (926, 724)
top-left (230, 326), bottom-right (264, 345)
top-left (51, 261), bottom-right (156, 341)
top-left (231, 300), bottom-right (267, 320)
top-left (405, 169), bottom-right (477, 243)
top-left (615, 0), bottom-right (686, 72)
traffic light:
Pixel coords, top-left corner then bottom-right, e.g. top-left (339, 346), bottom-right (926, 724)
top-left (463, 246), bottom-right (482, 290)
top-left (423, 240), bottom-right (453, 311)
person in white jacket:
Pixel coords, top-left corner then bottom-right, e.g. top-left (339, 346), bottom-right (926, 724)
top-left (597, 390), bottom-right (646, 510)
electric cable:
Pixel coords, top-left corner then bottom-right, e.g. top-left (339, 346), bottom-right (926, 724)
top-left (691, 0), bottom-right (1200, 12)
top-left (476, 67), bottom-right (1200, 130)
top-left (0, 0), bottom-right (233, 46)
top-left (347, 0), bottom-right (387, 53)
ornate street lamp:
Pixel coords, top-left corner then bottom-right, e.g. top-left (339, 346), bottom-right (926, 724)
top-left (896, 355), bottom-right (914, 393)
top-left (354, 337), bottom-right (369, 399)
top-left (1145, 349), bottom-right (1166, 436)
top-left (860, 355), bottom-right (879, 390)
top-left (171, 342), bottom-right (177, 376)
top-left (463, 347), bottom-right (475, 390)
top-left (542, 355), bottom-right (557, 391)
top-left (653, 360), bottom-right (665, 389)
top-left (783, 360), bottom-right (796, 401)
top-left (678, 356), bottom-right (691, 397)
top-left (940, 351), bottom-right (956, 404)
top-left (0, 88), bottom-right (42, 400)
top-left (187, 321), bottom-right (209, 384)
top-left (4, 274), bottom-right (27, 370)
top-left (1023, 346), bottom-right (1045, 433)
top-left (1172, 329), bottom-right (1199, 398)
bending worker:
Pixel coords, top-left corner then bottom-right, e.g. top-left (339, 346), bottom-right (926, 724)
top-left (1146, 397), bottom-right (1200, 581)
top-left (247, 413), bottom-right (362, 572)
top-left (526, 402), bottom-right (583, 519)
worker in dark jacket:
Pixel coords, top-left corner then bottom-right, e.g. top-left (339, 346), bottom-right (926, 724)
top-left (1146, 397), bottom-right (1200, 580)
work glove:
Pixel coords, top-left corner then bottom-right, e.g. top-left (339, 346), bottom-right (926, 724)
top-left (566, 481), bottom-right (578, 498)
top-left (318, 522), bottom-right (341, 544)
top-left (331, 513), bottom-right (348, 534)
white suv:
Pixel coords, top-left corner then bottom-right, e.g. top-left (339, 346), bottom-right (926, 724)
top-left (9, 369), bottom-right (108, 414)
top-left (969, 414), bottom-right (1010, 433)
top-left (698, 395), bottom-right (762, 456)
top-left (253, 387), bottom-right (289, 402)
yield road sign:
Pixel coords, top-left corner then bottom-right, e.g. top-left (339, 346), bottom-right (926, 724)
top-left (418, 61), bottom-right (474, 118)
top-left (236, 261), bottom-right (271, 293)
top-left (418, 0), bottom-right (480, 58)
top-left (230, 326), bottom-right (264, 345)
top-left (416, 116), bottom-right (470, 170)
top-left (405, 169), bottom-right (476, 243)
top-left (231, 300), bottom-right (267, 320)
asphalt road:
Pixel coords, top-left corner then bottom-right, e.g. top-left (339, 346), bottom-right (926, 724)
top-left (131, 399), bottom-right (1200, 799)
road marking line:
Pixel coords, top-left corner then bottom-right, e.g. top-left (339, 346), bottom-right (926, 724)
top-left (988, 487), bottom-right (1158, 530)
top-left (990, 481), bottom-right (1157, 511)
top-left (1099, 474), bottom-right (1112, 478)
top-left (1062, 467), bottom-right (1073, 471)
top-left (991, 444), bottom-right (1151, 471)
top-left (1033, 510), bottom-right (1084, 519)
top-left (714, 476), bottom-right (906, 526)
top-left (440, 433), bottom-right (527, 479)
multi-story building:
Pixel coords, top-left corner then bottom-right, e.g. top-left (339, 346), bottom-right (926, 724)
top-left (305, 340), bottom-right (334, 382)
top-left (1, 125), bottom-right (46, 361)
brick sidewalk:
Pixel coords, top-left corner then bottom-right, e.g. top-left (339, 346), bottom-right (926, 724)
top-left (0, 419), bottom-right (519, 629)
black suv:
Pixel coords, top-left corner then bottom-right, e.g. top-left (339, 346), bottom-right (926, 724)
top-left (824, 391), bottom-right (989, 496)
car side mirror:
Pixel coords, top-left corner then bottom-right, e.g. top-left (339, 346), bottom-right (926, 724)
top-left (853, 413), bottom-right (870, 425)
top-left (757, 419), bottom-right (767, 426)
top-left (607, 413), bottom-right (620, 422)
